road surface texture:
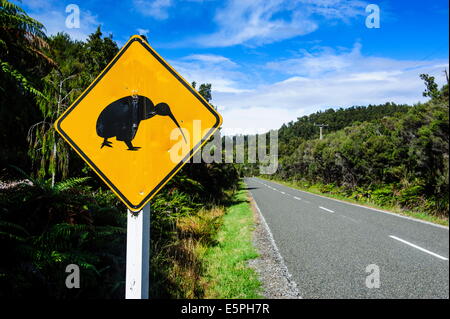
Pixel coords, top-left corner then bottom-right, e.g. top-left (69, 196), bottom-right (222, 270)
top-left (245, 177), bottom-right (449, 299)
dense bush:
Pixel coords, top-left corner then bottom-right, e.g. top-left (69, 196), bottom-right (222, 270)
top-left (0, 160), bottom-right (240, 298)
top-left (0, 1), bottom-right (242, 298)
top-left (0, 174), bottom-right (126, 298)
top-left (274, 84), bottom-right (449, 216)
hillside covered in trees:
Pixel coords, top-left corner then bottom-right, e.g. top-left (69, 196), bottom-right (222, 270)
top-left (262, 81), bottom-right (449, 218)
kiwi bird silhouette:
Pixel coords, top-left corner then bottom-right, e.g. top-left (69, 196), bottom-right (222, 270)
top-left (96, 95), bottom-right (187, 151)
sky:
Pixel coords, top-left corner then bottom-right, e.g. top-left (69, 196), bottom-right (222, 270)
top-left (20, 0), bottom-right (449, 134)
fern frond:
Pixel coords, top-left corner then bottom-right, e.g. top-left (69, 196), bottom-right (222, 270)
top-left (94, 226), bottom-right (126, 237)
top-left (0, 59), bottom-right (47, 98)
top-left (0, 220), bottom-right (30, 236)
top-left (54, 177), bottom-right (90, 192)
top-left (33, 223), bottom-right (92, 251)
top-left (0, 1), bottom-right (47, 39)
top-left (0, 0), bottom-right (26, 14)
top-left (0, 231), bottom-right (25, 242)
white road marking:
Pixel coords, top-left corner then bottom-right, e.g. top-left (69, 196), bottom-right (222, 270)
top-left (280, 191), bottom-right (286, 194)
top-left (294, 196), bottom-right (301, 200)
top-left (339, 215), bottom-right (359, 223)
top-left (256, 178), bottom-right (448, 230)
top-left (389, 235), bottom-right (449, 261)
top-left (319, 206), bottom-right (335, 213)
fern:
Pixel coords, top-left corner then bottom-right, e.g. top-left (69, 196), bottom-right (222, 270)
top-left (54, 177), bottom-right (90, 192)
top-left (0, 59), bottom-right (46, 98)
top-left (0, 231), bottom-right (26, 242)
top-left (1, 0), bottom-right (26, 13)
top-left (0, 0), bottom-right (47, 39)
top-left (0, 220), bottom-right (29, 236)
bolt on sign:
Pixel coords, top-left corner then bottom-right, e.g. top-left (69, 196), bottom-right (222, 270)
top-left (55, 35), bottom-right (222, 211)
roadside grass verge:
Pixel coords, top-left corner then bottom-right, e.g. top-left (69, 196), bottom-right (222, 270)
top-left (259, 177), bottom-right (449, 227)
top-left (150, 183), bottom-right (262, 298)
top-left (150, 207), bottom-right (224, 298)
top-left (202, 184), bottom-right (262, 299)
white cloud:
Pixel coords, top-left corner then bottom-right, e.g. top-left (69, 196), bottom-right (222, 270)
top-left (133, 0), bottom-right (173, 20)
top-left (204, 44), bottom-right (449, 133)
top-left (169, 44), bottom-right (448, 134)
top-left (182, 54), bottom-right (236, 66)
top-left (137, 28), bottom-right (150, 36)
top-left (266, 44), bottom-right (361, 77)
top-left (170, 54), bottom-right (251, 94)
top-left (220, 106), bottom-right (306, 136)
top-left (29, 9), bottom-right (101, 41)
top-left (193, 0), bottom-right (367, 47)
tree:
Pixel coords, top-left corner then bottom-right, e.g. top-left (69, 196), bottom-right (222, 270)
top-left (420, 73), bottom-right (440, 100)
top-left (83, 26), bottom-right (118, 79)
top-left (0, 0), bottom-right (54, 170)
top-left (198, 83), bottom-right (212, 102)
top-left (27, 29), bottom-right (118, 184)
top-left (0, 0), bottom-right (52, 88)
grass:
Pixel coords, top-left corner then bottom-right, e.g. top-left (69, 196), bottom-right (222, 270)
top-left (150, 183), bottom-right (262, 298)
top-left (202, 184), bottom-right (262, 299)
top-left (150, 207), bottom-right (225, 299)
top-left (259, 177), bottom-right (449, 227)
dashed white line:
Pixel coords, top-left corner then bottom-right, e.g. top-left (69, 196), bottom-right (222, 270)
top-left (258, 178), bottom-right (448, 230)
top-left (319, 206), bottom-right (335, 213)
top-left (280, 191), bottom-right (286, 194)
top-left (389, 235), bottom-right (448, 261)
top-left (294, 196), bottom-right (301, 200)
top-left (339, 215), bottom-right (359, 223)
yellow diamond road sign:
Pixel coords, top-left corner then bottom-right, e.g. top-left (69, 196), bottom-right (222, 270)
top-left (55, 35), bottom-right (222, 211)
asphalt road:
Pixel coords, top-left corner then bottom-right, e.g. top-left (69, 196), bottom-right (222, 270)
top-left (245, 177), bottom-right (449, 299)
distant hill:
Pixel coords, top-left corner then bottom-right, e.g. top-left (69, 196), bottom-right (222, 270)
top-left (278, 103), bottom-right (411, 157)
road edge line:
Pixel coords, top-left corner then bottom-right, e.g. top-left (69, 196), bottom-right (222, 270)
top-left (248, 189), bottom-right (302, 298)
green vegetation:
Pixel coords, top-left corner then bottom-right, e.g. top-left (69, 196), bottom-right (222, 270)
top-left (0, 1), bottom-right (245, 298)
top-left (277, 102), bottom-right (411, 158)
top-left (0, 170), bottom-right (126, 298)
top-left (242, 78), bottom-right (449, 223)
top-left (0, 163), bottom-right (242, 298)
top-left (202, 185), bottom-right (261, 299)
top-left (1, 0), bottom-right (448, 298)
top-left (150, 184), bottom-right (261, 299)
top-left (148, 173), bottom-right (241, 299)
top-left (150, 204), bottom-right (226, 298)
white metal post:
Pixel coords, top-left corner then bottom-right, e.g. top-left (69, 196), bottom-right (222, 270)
top-left (125, 203), bottom-right (150, 299)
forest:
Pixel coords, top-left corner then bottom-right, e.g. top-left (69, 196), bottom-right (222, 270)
top-left (0, 1), bottom-right (240, 298)
top-left (262, 81), bottom-right (449, 219)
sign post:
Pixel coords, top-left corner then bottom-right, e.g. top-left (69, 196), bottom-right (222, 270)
top-left (125, 204), bottom-right (150, 299)
top-left (54, 35), bottom-right (223, 299)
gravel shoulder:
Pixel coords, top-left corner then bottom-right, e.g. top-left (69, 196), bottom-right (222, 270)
top-left (247, 189), bottom-right (301, 299)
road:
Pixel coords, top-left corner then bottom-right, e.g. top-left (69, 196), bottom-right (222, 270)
top-left (245, 177), bottom-right (449, 299)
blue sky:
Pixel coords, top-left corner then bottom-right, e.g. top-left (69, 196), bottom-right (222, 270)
top-left (21, 0), bottom-right (449, 134)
